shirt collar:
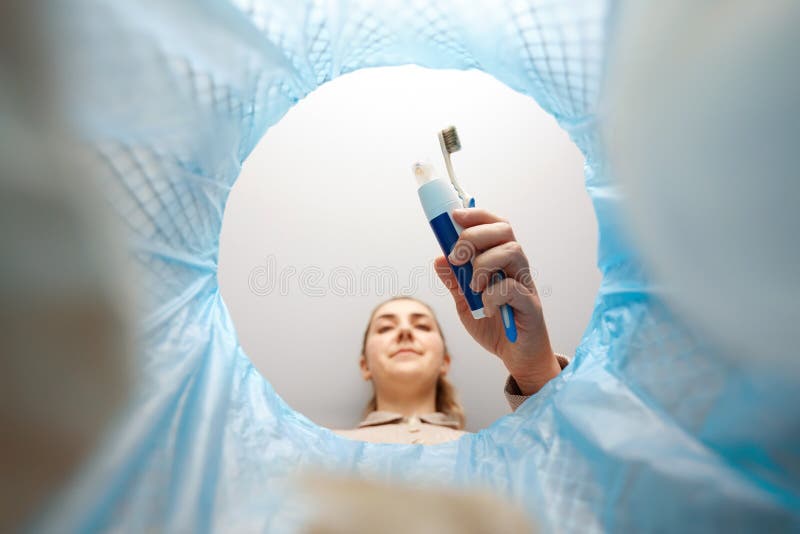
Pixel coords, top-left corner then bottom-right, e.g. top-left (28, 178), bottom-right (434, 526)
top-left (357, 410), bottom-right (461, 429)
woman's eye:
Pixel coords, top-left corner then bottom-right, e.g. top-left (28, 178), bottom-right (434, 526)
top-left (377, 326), bottom-right (391, 333)
top-left (416, 325), bottom-right (431, 331)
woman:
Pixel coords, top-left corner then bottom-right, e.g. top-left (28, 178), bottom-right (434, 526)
top-left (334, 208), bottom-right (569, 444)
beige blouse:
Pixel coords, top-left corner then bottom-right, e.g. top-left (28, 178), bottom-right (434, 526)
top-left (333, 355), bottom-right (569, 445)
top-left (334, 411), bottom-right (466, 445)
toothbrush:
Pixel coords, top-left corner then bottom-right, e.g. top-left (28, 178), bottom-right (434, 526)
top-left (438, 128), bottom-right (475, 209)
top-left (438, 126), bottom-right (517, 343)
top-left (413, 127), bottom-right (517, 343)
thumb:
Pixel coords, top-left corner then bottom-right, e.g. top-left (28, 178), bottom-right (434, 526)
top-left (434, 256), bottom-right (458, 293)
top-left (434, 256), bottom-right (471, 317)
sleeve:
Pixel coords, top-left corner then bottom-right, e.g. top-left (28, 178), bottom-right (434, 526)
top-left (504, 354), bottom-right (570, 412)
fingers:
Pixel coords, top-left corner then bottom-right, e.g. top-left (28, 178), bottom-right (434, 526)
top-left (448, 221), bottom-right (516, 265)
top-left (447, 208), bottom-right (532, 291)
top-left (481, 276), bottom-right (539, 319)
top-left (451, 208), bottom-right (508, 228)
top-left (448, 210), bottom-right (515, 266)
top-left (470, 242), bottom-right (536, 293)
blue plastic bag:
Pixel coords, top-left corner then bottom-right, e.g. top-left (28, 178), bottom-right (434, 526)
top-left (32, 1), bottom-right (799, 531)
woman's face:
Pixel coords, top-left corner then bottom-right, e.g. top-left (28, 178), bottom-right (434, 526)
top-left (361, 299), bottom-right (449, 390)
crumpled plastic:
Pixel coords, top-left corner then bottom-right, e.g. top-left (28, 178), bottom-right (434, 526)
top-left (32, 0), bottom-right (800, 532)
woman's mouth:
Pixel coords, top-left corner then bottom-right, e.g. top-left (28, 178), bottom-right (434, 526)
top-left (391, 349), bottom-right (421, 358)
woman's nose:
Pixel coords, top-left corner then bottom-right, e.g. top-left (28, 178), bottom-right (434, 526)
top-left (397, 325), bottom-right (414, 339)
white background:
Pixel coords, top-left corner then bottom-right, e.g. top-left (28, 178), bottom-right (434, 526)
top-left (218, 65), bottom-right (600, 432)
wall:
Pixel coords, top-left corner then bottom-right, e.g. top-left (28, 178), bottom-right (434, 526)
top-left (218, 65), bottom-right (599, 431)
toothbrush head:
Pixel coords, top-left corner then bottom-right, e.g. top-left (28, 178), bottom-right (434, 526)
top-left (437, 126), bottom-right (470, 207)
top-left (438, 126), bottom-right (461, 154)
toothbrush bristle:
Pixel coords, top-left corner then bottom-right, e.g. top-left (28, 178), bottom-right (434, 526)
top-left (440, 126), bottom-right (461, 153)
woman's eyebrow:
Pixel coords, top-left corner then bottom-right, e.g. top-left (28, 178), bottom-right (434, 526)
top-left (374, 313), bottom-right (432, 322)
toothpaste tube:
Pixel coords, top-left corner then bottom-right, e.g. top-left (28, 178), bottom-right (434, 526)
top-left (414, 162), bottom-right (485, 319)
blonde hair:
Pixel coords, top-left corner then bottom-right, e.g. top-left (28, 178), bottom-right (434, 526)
top-left (360, 295), bottom-right (466, 430)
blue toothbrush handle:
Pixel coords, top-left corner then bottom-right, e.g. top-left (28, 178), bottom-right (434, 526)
top-left (492, 271), bottom-right (518, 343)
top-left (467, 197), bottom-right (518, 343)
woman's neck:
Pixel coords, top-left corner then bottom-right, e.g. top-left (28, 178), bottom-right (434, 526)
top-left (375, 388), bottom-right (437, 417)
